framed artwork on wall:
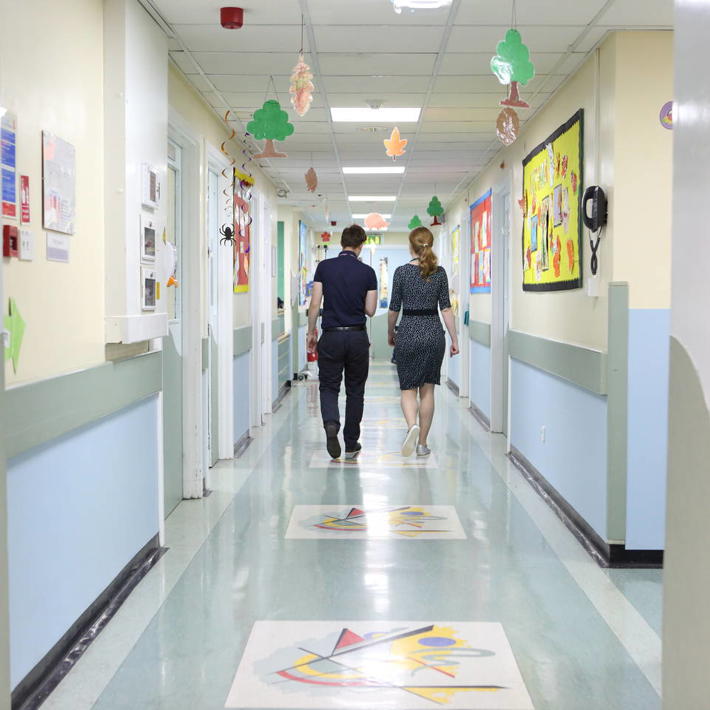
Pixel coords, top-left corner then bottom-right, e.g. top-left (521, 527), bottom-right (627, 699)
top-left (140, 213), bottom-right (157, 262)
top-left (521, 109), bottom-right (584, 291)
top-left (141, 266), bottom-right (157, 310)
top-left (470, 189), bottom-right (492, 294)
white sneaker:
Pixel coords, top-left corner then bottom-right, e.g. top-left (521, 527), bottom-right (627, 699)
top-left (401, 425), bottom-right (420, 457)
top-left (416, 444), bottom-right (431, 457)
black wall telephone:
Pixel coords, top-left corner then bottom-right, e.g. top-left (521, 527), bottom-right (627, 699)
top-left (582, 186), bottom-right (608, 275)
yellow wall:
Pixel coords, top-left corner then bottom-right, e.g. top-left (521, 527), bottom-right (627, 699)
top-left (612, 31), bottom-right (673, 309)
top-left (456, 30), bottom-right (673, 348)
top-left (1, 0), bottom-right (105, 385)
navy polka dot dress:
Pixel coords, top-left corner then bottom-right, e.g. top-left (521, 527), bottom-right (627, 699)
top-left (389, 264), bottom-right (451, 390)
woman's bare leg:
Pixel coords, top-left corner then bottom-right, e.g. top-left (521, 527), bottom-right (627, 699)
top-left (401, 389), bottom-right (419, 429)
top-left (418, 384), bottom-right (435, 445)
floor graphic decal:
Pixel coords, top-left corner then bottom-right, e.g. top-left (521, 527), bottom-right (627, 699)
top-left (225, 621), bottom-right (534, 709)
top-left (308, 451), bottom-right (439, 469)
top-left (285, 505), bottom-right (466, 540)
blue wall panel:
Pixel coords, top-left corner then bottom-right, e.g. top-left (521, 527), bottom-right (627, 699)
top-left (233, 351), bottom-right (250, 441)
top-left (510, 358), bottom-right (608, 539)
top-left (469, 338), bottom-right (491, 419)
top-left (626, 308), bottom-right (670, 549)
top-left (6, 396), bottom-right (159, 687)
top-left (272, 340), bottom-right (279, 403)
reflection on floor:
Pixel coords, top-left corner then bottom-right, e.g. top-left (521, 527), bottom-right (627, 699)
top-left (42, 362), bottom-right (663, 710)
top-left (225, 621), bottom-right (533, 709)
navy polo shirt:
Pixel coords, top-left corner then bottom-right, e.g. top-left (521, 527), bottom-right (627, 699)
top-left (313, 251), bottom-right (378, 328)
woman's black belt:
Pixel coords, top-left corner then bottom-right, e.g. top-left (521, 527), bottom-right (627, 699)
top-left (403, 309), bottom-right (438, 316)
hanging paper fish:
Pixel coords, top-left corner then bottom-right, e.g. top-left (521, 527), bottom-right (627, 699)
top-left (364, 213), bottom-right (390, 231)
top-left (305, 167), bottom-right (318, 192)
top-left (290, 53), bottom-right (315, 118)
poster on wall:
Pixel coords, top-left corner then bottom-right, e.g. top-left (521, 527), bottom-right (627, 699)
top-left (521, 110), bottom-right (583, 291)
top-left (379, 257), bottom-right (389, 308)
top-left (1, 111), bottom-right (17, 218)
top-left (298, 220), bottom-right (308, 305)
top-left (42, 131), bottom-right (76, 235)
top-left (450, 225), bottom-right (461, 315)
top-left (470, 190), bottom-right (492, 294)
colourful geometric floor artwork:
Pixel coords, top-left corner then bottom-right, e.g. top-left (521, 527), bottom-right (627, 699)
top-left (309, 450), bottom-right (439, 469)
top-left (285, 505), bottom-right (466, 540)
top-left (225, 621), bottom-right (534, 709)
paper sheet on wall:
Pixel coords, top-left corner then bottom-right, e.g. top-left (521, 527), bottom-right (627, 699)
top-left (42, 131), bottom-right (76, 235)
top-left (1, 110), bottom-right (17, 218)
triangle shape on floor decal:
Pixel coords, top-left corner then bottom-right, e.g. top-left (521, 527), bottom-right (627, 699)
top-left (333, 628), bottom-right (366, 652)
top-left (347, 508), bottom-right (366, 519)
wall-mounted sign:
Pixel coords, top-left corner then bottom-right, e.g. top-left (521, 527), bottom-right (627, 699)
top-left (20, 175), bottom-right (30, 223)
top-left (1, 110), bottom-right (17, 219)
top-left (42, 131), bottom-right (76, 234)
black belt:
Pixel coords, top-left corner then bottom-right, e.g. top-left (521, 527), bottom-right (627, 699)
top-left (403, 309), bottom-right (438, 316)
top-left (323, 325), bottom-right (366, 332)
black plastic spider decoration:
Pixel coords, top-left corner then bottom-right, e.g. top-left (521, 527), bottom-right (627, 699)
top-left (219, 224), bottom-right (236, 246)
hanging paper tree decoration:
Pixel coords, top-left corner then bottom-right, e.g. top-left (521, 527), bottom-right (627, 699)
top-left (408, 215), bottom-right (423, 230)
top-left (290, 53), bottom-right (315, 117)
top-left (4, 297), bottom-right (26, 374)
top-left (496, 107), bottom-right (520, 146)
top-left (247, 100), bottom-right (295, 159)
top-left (305, 167), bottom-right (318, 192)
top-left (427, 196), bottom-right (444, 226)
top-left (364, 213), bottom-right (390, 231)
top-left (384, 127), bottom-right (408, 160)
top-left (491, 29), bottom-right (535, 109)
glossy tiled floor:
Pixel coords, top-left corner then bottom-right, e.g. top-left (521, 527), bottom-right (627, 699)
top-left (44, 362), bottom-right (662, 710)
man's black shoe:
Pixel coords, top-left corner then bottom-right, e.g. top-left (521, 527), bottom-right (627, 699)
top-left (344, 443), bottom-right (362, 461)
top-left (325, 422), bottom-right (341, 460)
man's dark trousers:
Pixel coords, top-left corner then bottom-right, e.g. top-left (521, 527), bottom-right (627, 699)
top-left (318, 329), bottom-right (370, 450)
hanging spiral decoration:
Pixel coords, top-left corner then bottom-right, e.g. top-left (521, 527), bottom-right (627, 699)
top-left (219, 110), bottom-right (239, 246)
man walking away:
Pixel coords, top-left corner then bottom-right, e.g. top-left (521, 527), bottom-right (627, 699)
top-left (307, 225), bottom-right (378, 460)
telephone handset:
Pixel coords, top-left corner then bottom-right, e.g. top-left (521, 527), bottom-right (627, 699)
top-left (582, 186), bottom-right (608, 232)
top-left (582, 186), bottom-right (607, 275)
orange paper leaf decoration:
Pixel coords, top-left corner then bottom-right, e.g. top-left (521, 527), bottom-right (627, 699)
top-left (384, 127), bottom-right (408, 160)
top-left (305, 167), bottom-right (318, 192)
top-left (290, 53), bottom-right (315, 118)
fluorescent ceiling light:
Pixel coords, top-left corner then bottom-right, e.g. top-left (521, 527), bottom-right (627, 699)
top-left (343, 167), bottom-right (405, 175)
top-left (352, 213), bottom-right (392, 219)
top-left (331, 108), bottom-right (421, 123)
top-left (348, 195), bottom-right (397, 202)
top-left (391, 0), bottom-right (452, 12)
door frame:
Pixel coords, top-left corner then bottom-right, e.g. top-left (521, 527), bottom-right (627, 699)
top-left (207, 144), bottom-right (235, 460)
top-left (168, 111), bottom-right (204, 499)
top-left (490, 173), bottom-right (513, 438)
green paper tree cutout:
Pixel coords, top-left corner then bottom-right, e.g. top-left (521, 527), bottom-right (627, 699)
top-left (490, 29), bottom-right (536, 108)
top-left (247, 100), bottom-right (295, 159)
top-left (4, 297), bottom-right (26, 374)
top-left (427, 197), bottom-right (444, 226)
top-left (408, 215), bottom-right (423, 230)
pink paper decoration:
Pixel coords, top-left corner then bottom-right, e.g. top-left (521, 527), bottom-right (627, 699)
top-left (290, 53), bottom-right (315, 118)
top-left (364, 213), bottom-right (390, 231)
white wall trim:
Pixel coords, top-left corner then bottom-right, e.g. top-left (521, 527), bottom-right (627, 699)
top-left (169, 110), bottom-right (204, 499)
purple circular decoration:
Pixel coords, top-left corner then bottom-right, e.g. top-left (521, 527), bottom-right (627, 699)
top-left (402, 511), bottom-right (424, 516)
top-left (419, 637), bottom-right (456, 647)
top-left (659, 101), bottom-right (673, 130)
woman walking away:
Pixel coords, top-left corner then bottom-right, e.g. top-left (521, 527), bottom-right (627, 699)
top-left (388, 227), bottom-right (459, 457)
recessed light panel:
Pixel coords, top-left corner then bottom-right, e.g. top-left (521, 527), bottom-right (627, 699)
top-left (348, 196), bottom-right (397, 202)
top-left (343, 167), bottom-right (406, 175)
top-left (331, 108), bottom-right (421, 123)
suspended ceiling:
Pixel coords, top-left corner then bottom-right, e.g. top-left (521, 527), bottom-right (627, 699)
top-left (147, 0), bottom-right (673, 231)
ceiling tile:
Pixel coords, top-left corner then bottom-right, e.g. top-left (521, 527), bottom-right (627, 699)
top-left (172, 24), bottom-right (309, 53)
top-left (597, 0), bottom-right (673, 26)
top-left (455, 0), bottom-right (608, 25)
top-left (319, 53), bottom-right (437, 76)
top-left (322, 76), bottom-right (432, 93)
top-left (153, 0), bottom-right (303, 25)
top-left (179, 52), bottom-right (303, 75)
top-left (313, 25), bottom-right (444, 53)
top-left (308, 0), bottom-right (451, 26)
top-left (448, 25), bottom-right (585, 54)
top-left (439, 52), bottom-right (566, 75)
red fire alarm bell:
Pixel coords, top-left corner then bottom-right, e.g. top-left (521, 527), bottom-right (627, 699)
top-left (220, 7), bottom-right (244, 29)
top-left (2, 225), bottom-right (19, 258)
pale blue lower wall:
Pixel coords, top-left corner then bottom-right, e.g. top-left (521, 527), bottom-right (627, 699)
top-left (7, 396), bottom-right (160, 687)
top-left (272, 340), bottom-right (279, 403)
top-left (626, 308), bottom-right (670, 549)
top-left (297, 325), bottom-right (306, 373)
top-left (469, 339), bottom-right (491, 420)
top-left (447, 340), bottom-right (461, 389)
top-left (510, 358), bottom-right (608, 539)
top-left (233, 351), bottom-right (250, 441)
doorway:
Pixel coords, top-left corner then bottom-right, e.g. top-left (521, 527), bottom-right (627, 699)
top-left (163, 139), bottom-right (184, 516)
top-left (490, 180), bottom-right (511, 437)
top-left (206, 168), bottom-right (220, 472)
